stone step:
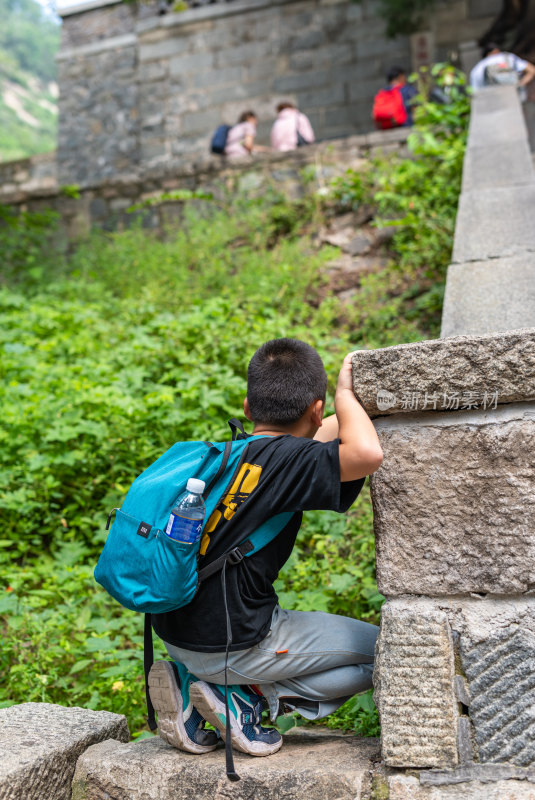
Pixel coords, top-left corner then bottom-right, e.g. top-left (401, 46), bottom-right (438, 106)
top-left (0, 702), bottom-right (129, 800)
top-left (386, 770), bottom-right (535, 800)
top-left (71, 728), bottom-right (380, 800)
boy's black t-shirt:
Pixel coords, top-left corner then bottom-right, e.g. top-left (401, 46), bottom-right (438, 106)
top-left (151, 434), bottom-right (365, 652)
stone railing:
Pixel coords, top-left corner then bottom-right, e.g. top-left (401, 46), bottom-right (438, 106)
top-left (441, 86), bottom-right (535, 336)
top-left (351, 84), bottom-right (535, 799)
top-left (161, 0), bottom-right (236, 8)
top-left (0, 151), bottom-right (57, 199)
top-left (0, 703), bottom-right (129, 800)
top-left (0, 128), bottom-right (408, 238)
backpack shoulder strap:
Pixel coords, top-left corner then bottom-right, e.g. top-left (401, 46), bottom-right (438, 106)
top-left (197, 512), bottom-right (293, 583)
top-left (228, 417), bottom-right (246, 439)
top-left (204, 440), bottom-right (232, 498)
top-left (197, 431), bottom-right (292, 580)
top-left (197, 539), bottom-right (254, 582)
top-left (245, 512), bottom-right (294, 552)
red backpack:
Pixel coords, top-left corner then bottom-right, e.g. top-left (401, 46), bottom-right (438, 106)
top-left (372, 86), bottom-right (407, 129)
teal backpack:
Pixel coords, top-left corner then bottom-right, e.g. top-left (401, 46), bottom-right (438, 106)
top-left (94, 419), bottom-right (292, 780)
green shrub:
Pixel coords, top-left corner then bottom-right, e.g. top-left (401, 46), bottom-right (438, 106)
top-left (331, 65), bottom-right (469, 337)
top-left (0, 81), bottom-right (468, 737)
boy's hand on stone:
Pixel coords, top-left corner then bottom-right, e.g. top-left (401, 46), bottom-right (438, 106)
top-left (334, 350), bottom-right (383, 480)
top-left (336, 351), bottom-right (358, 395)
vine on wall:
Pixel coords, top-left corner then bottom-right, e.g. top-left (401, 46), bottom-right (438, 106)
top-left (377, 0), bottom-right (437, 37)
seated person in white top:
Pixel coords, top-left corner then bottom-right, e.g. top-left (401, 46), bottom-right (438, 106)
top-left (470, 42), bottom-right (535, 90)
top-left (271, 102), bottom-right (315, 152)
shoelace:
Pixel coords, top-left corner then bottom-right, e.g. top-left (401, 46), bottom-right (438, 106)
top-left (239, 697), bottom-right (262, 727)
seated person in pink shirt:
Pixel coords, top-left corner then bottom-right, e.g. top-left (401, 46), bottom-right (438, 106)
top-left (271, 102), bottom-right (315, 151)
top-left (225, 111), bottom-right (259, 159)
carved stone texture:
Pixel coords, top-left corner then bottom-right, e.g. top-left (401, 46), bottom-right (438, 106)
top-left (0, 702), bottom-right (129, 800)
top-left (461, 627), bottom-right (535, 767)
top-left (380, 597), bottom-right (535, 775)
top-left (72, 730), bottom-right (380, 800)
top-left (351, 328), bottom-right (535, 418)
top-left (373, 601), bottom-right (458, 769)
top-left (457, 717), bottom-right (474, 765)
top-left (372, 405), bottom-right (535, 595)
top-left (389, 773), bottom-right (535, 800)
top-left (421, 763), bottom-right (535, 784)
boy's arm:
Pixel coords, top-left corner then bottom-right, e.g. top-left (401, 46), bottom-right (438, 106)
top-left (314, 352), bottom-right (383, 481)
top-left (313, 412), bottom-right (339, 441)
top-left (519, 59), bottom-right (535, 87)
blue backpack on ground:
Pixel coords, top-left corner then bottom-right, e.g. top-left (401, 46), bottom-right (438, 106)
top-left (94, 419), bottom-right (291, 779)
top-left (210, 123), bottom-right (231, 154)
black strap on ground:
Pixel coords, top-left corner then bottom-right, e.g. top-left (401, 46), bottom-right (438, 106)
top-left (228, 418), bottom-right (246, 440)
top-left (144, 613), bottom-right (157, 731)
top-left (221, 560), bottom-right (240, 782)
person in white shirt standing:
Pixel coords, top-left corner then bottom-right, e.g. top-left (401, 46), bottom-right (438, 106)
top-left (470, 42), bottom-right (535, 91)
top-left (271, 103), bottom-right (315, 152)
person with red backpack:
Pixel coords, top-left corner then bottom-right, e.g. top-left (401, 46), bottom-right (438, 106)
top-left (372, 66), bottom-right (418, 130)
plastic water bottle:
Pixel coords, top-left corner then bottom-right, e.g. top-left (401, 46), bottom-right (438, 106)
top-left (165, 478), bottom-right (206, 544)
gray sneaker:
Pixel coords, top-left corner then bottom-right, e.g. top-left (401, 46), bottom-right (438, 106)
top-left (190, 680), bottom-right (283, 757)
top-left (148, 660), bottom-right (219, 754)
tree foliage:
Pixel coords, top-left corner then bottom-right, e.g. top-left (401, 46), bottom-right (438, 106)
top-left (0, 0), bottom-right (59, 160)
top-left (0, 0), bottom-right (60, 83)
top-left (375, 0), bottom-right (437, 38)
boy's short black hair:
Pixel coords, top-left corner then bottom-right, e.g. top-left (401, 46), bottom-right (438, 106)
top-left (387, 66), bottom-right (406, 83)
top-left (247, 338), bottom-right (327, 426)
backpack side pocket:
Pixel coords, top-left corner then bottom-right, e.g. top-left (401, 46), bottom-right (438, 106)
top-left (94, 508), bottom-right (199, 613)
top-left (150, 530), bottom-right (200, 611)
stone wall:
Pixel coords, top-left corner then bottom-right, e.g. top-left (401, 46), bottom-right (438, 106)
top-left (55, 0), bottom-right (501, 186)
top-left (351, 81), bottom-right (535, 798)
top-left (0, 127), bottom-right (407, 237)
top-left (0, 151), bottom-right (57, 198)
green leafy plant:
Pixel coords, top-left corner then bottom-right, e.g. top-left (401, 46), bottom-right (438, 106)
top-left (59, 184), bottom-right (81, 199)
top-left (326, 690), bottom-right (381, 737)
top-left (330, 66), bottom-right (469, 337)
top-left (0, 204), bottom-right (60, 286)
top-left (126, 189), bottom-right (214, 212)
top-left (0, 0), bottom-right (59, 160)
top-left (377, 0), bottom-right (436, 38)
top-left (0, 84), bottom-right (467, 737)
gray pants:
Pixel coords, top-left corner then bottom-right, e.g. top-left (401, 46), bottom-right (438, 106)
top-left (164, 605), bottom-right (378, 721)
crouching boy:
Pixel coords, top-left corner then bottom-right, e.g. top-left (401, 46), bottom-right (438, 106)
top-left (148, 338), bottom-right (383, 757)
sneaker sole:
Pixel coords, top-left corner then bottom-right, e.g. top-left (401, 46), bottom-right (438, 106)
top-left (148, 661), bottom-right (217, 754)
top-left (190, 681), bottom-right (283, 757)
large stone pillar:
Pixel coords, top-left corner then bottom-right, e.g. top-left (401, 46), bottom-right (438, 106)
top-left (352, 327), bottom-right (535, 778)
